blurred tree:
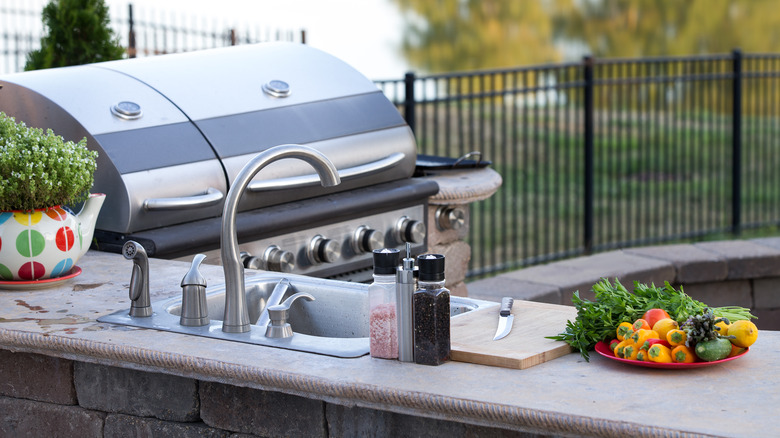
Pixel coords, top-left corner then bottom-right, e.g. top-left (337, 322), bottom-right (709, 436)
top-left (393, 0), bottom-right (780, 73)
top-left (393, 0), bottom-right (566, 73)
top-left (556, 0), bottom-right (780, 58)
top-left (25, 0), bottom-right (124, 71)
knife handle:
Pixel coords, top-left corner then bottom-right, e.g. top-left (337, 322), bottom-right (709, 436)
top-left (499, 297), bottom-right (514, 316)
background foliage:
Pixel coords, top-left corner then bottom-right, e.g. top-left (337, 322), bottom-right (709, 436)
top-left (25, 0), bottom-right (124, 70)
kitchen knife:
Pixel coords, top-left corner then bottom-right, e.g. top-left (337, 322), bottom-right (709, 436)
top-left (492, 297), bottom-right (515, 340)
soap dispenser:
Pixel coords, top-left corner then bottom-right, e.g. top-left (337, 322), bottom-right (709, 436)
top-left (180, 254), bottom-right (209, 327)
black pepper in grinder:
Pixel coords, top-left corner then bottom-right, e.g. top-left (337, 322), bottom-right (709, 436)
top-left (413, 254), bottom-right (450, 366)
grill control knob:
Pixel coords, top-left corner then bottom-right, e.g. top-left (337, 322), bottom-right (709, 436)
top-left (352, 226), bottom-right (385, 254)
top-left (240, 251), bottom-right (263, 270)
top-left (262, 245), bottom-right (295, 273)
top-left (308, 235), bottom-right (341, 264)
top-left (395, 216), bottom-right (426, 244)
top-left (436, 206), bottom-right (466, 231)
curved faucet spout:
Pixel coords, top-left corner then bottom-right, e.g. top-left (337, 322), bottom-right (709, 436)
top-left (221, 144), bottom-right (341, 333)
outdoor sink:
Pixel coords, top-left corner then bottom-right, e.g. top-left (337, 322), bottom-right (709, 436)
top-left (98, 272), bottom-right (494, 358)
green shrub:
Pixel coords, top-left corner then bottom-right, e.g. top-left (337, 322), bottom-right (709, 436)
top-left (0, 112), bottom-right (98, 211)
top-left (25, 0), bottom-right (124, 71)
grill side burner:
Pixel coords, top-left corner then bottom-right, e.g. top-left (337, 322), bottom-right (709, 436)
top-left (0, 43), bottom-right (433, 281)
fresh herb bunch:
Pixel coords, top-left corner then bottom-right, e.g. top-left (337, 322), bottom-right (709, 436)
top-left (681, 308), bottom-right (734, 347)
top-left (0, 112), bottom-right (97, 211)
top-left (548, 278), bottom-right (756, 361)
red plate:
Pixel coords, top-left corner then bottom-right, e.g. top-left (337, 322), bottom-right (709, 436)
top-left (0, 266), bottom-right (82, 291)
top-left (594, 340), bottom-right (748, 369)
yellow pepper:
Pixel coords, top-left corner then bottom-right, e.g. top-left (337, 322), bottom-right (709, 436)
top-left (666, 329), bottom-right (687, 347)
top-left (671, 345), bottom-right (696, 363)
top-left (616, 322), bottom-right (634, 341)
top-left (623, 343), bottom-right (640, 360)
top-left (630, 329), bottom-right (659, 347)
top-left (614, 339), bottom-right (634, 358)
top-left (635, 348), bottom-right (649, 362)
top-left (648, 344), bottom-right (673, 363)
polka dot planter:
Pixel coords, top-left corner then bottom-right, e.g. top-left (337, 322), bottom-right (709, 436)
top-left (0, 194), bottom-right (105, 281)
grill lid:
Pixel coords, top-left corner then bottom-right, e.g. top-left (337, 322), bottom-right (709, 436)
top-left (0, 43), bottom-right (418, 233)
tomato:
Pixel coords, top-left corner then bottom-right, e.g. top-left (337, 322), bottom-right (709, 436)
top-left (641, 308), bottom-right (671, 328)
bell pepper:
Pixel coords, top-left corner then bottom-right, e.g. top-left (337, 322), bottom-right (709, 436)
top-left (614, 339), bottom-right (633, 358)
top-left (623, 343), bottom-right (640, 360)
top-left (728, 344), bottom-right (747, 358)
top-left (608, 338), bottom-right (621, 351)
top-left (640, 338), bottom-right (671, 351)
top-left (648, 344), bottom-right (673, 363)
top-left (632, 318), bottom-right (651, 331)
top-left (666, 329), bottom-right (687, 347)
top-left (671, 345), bottom-right (696, 363)
top-left (635, 348), bottom-right (649, 362)
top-left (616, 322), bottom-right (634, 341)
top-left (630, 329), bottom-right (659, 347)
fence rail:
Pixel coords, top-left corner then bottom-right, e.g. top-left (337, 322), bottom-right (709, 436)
top-left (377, 50), bottom-right (780, 279)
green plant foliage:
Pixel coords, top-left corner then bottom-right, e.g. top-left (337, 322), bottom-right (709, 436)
top-left (25, 0), bottom-right (124, 71)
top-left (0, 112), bottom-right (98, 211)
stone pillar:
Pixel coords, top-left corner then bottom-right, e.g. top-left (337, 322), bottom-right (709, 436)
top-left (423, 167), bottom-right (502, 297)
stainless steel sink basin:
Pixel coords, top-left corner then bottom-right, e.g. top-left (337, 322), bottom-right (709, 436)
top-left (98, 272), bottom-right (495, 358)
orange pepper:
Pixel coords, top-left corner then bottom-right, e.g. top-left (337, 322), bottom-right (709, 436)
top-left (728, 344), bottom-right (747, 358)
top-left (666, 329), bottom-right (687, 347)
top-left (632, 318), bottom-right (651, 331)
top-left (648, 344), bottom-right (673, 363)
top-left (671, 345), bottom-right (696, 363)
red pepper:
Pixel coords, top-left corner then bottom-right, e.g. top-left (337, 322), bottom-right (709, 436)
top-left (608, 339), bottom-right (620, 351)
top-left (641, 338), bottom-right (670, 351)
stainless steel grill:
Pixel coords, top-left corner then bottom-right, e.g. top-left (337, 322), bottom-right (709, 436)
top-left (0, 42), bottom-right (436, 282)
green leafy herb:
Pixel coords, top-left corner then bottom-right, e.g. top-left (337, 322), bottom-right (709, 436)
top-left (547, 278), bottom-right (756, 361)
top-left (0, 112), bottom-right (97, 211)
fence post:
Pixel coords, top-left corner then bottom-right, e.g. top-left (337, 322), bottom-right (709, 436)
top-left (583, 56), bottom-right (595, 254)
top-left (404, 72), bottom-right (416, 134)
top-left (128, 4), bottom-right (136, 58)
top-left (731, 49), bottom-right (742, 236)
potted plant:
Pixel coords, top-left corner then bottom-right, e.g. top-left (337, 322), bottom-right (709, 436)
top-left (0, 112), bottom-right (105, 282)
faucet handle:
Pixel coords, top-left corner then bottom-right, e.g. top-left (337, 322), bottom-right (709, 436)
top-left (265, 292), bottom-right (315, 338)
top-left (180, 254), bottom-right (209, 327)
top-left (181, 254), bottom-right (207, 287)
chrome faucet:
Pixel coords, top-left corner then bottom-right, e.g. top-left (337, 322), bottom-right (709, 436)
top-left (220, 144), bottom-right (341, 333)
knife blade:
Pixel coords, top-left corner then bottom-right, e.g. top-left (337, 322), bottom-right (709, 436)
top-left (492, 297), bottom-right (515, 340)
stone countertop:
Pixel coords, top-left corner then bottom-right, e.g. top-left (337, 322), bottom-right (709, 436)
top-left (0, 251), bottom-right (776, 438)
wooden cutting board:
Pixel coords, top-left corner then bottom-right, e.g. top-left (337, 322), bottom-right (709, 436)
top-left (451, 300), bottom-right (577, 369)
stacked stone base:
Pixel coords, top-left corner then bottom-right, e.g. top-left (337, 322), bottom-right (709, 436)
top-left (0, 350), bottom-right (538, 437)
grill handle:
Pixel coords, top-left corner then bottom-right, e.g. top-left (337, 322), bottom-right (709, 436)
top-left (246, 152), bottom-right (405, 192)
top-left (143, 187), bottom-right (224, 211)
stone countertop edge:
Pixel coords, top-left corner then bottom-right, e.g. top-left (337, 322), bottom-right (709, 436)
top-left (0, 250), bottom-right (771, 438)
top-left (424, 167), bottom-right (502, 205)
top-left (0, 327), bottom-right (708, 438)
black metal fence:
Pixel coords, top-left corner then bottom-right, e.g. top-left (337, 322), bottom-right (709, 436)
top-left (377, 50), bottom-right (780, 279)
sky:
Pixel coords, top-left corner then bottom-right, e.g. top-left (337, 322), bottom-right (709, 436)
top-left (104, 0), bottom-right (410, 80)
